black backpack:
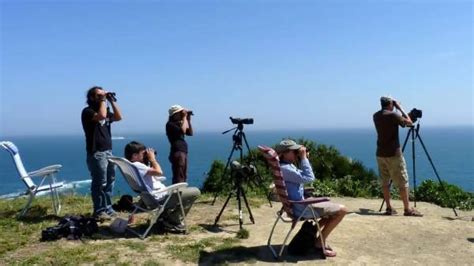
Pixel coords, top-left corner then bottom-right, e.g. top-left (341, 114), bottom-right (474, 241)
top-left (287, 220), bottom-right (318, 256)
top-left (112, 195), bottom-right (135, 212)
top-left (41, 215), bottom-right (98, 241)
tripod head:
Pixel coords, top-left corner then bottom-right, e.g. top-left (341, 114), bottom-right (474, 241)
top-left (406, 121), bottom-right (421, 137)
top-left (222, 117), bottom-right (254, 147)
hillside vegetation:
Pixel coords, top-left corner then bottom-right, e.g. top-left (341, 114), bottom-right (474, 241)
top-left (202, 138), bottom-right (473, 210)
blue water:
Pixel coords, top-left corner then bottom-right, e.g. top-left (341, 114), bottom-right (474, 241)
top-left (0, 126), bottom-right (473, 197)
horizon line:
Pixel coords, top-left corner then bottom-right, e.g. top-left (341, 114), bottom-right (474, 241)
top-left (2, 124), bottom-right (473, 138)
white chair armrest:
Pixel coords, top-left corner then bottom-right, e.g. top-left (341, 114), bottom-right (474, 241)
top-left (27, 164), bottom-right (62, 177)
top-left (155, 176), bottom-right (166, 182)
top-left (154, 182), bottom-right (188, 194)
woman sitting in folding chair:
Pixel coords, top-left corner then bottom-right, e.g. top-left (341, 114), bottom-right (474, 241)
top-left (124, 141), bottom-right (200, 232)
top-left (276, 139), bottom-right (347, 257)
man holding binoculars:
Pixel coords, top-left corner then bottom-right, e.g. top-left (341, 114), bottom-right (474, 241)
top-left (166, 105), bottom-right (193, 184)
top-left (373, 96), bottom-right (422, 217)
top-left (81, 86), bottom-right (122, 220)
top-left (124, 141), bottom-right (200, 232)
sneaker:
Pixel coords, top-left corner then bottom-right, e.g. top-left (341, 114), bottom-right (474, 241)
top-left (162, 220), bottom-right (186, 233)
top-left (94, 211), bottom-right (112, 222)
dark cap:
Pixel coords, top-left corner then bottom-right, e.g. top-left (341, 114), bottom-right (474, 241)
top-left (380, 96), bottom-right (393, 104)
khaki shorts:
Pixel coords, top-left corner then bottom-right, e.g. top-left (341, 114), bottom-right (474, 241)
top-left (377, 155), bottom-right (409, 188)
top-left (297, 200), bottom-right (343, 219)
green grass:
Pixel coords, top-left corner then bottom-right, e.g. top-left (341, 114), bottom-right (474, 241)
top-left (235, 228), bottom-right (249, 239)
top-left (143, 260), bottom-right (165, 266)
top-left (5, 242), bottom-right (116, 265)
top-left (0, 194), bottom-right (247, 264)
top-left (123, 240), bottom-right (147, 252)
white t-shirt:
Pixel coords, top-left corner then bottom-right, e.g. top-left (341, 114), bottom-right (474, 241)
top-left (132, 162), bottom-right (167, 201)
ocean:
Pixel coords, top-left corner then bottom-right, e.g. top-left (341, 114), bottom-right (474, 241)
top-left (0, 126), bottom-right (473, 198)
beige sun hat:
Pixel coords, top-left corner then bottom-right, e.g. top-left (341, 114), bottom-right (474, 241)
top-left (275, 139), bottom-right (302, 153)
top-left (168, 105), bottom-right (184, 116)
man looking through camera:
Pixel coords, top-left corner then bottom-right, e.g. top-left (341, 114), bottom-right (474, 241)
top-left (373, 96), bottom-right (422, 217)
top-left (124, 141), bottom-right (200, 232)
top-left (276, 139), bottom-right (347, 257)
top-left (81, 86), bottom-right (122, 220)
top-left (166, 105), bottom-right (193, 184)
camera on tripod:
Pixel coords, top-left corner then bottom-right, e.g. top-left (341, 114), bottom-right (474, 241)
top-left (231, 161), bottom-right (257, 179)
top-left (408, 108), bottom-right (422, 123)
top-left (230, 117), bottom-right (254, 125)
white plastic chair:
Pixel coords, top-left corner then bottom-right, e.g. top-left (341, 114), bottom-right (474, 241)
top-left (108, 156), bottom-right (188, 239)
top-left (0, 141), bottom-right (63, 217)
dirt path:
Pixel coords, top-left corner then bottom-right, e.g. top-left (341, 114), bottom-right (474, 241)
top-left (192, 197), bottom-right (474, 265)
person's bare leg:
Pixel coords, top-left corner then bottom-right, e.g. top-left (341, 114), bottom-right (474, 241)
top-left (318, 218), bottom-right (329, 230)
top-left (382, 182), bottom-right (392, 210)
top-left (400, 186), bottom-right (410, 211)
top-left (320, 207), bottom-right (347, 240)
top-left (315, 206), bottom-right (347, 255)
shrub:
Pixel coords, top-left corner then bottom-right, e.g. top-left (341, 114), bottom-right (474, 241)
top-left (311, 179), bottom-right (337, 197)
top-left (202, 161), bottom-right (229, 194)
top-left (202, 138), bottom-right (472, 211)
top-left (416, 180), bottom-right (473, 210)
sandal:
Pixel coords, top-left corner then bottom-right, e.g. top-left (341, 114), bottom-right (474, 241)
top-left (315, 245), bottom-right (336, 257)
top-left (404, 208), bottom-right (423, 217)
top-left (315, 244), bottom-right (333, 251)
top-left (384, 208), bottom-right (398, 215)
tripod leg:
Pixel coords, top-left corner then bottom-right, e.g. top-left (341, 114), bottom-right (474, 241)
top-left (240, 186), bottom-right (255, 224)
top-left (416, 132), bottom-right (458, 216)
top-left (237, 186), bottom-right (243, 229)
top-left (412, 126), bottom-right (417, 207)
top-left (379, 179), bottom-right (392, 212)
top-left (212, 143), bottom-right (238, 205)
top-left (214, 192), bottom-right (234, 226)
top-left (401, 128), bottom-right (412, 153)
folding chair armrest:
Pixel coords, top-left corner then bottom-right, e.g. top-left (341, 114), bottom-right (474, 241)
top-left (289, 197), bottom-right (330, 205)
top-left (155, 176), bottom-right (166, 182)
top-left (155, 182), bottom-right (188, 194)
top-left (27, 164), bottom-right (62, 177)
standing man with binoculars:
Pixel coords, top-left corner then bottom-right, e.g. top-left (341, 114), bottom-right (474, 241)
top-left (81, 86), bottom-right (122, 220)
top-left (166, 105), bottom-right (193, 184)
top-left (373, 96), bottom-right (422, 217)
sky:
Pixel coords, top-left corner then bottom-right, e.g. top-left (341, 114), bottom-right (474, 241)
top-left (0, 0), bottom-right (472, 136)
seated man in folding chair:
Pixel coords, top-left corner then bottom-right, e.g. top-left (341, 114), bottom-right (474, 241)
top-left (124, 141), bottom-right (200, 232)
top-left (276, 139), bottom-right (347, 257)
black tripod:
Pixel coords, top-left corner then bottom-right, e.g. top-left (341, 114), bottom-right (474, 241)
top-left (379, 123), bottom-right (458, 216)
top-left (212, 121), bottom-right (267, 229)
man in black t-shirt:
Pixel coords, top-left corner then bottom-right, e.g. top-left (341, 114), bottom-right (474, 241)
top-left (373, 96), bottom-right (422, 217)
top-left (166, 105), bottom-right (193, 184)
top-left (81, 86), bottom-right (122, 220)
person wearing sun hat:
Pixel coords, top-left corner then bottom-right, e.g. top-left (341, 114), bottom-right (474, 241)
top-left (166, 104), bottom-right (193, 184)
top-left (276, 139), bottom-right (347, 257)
